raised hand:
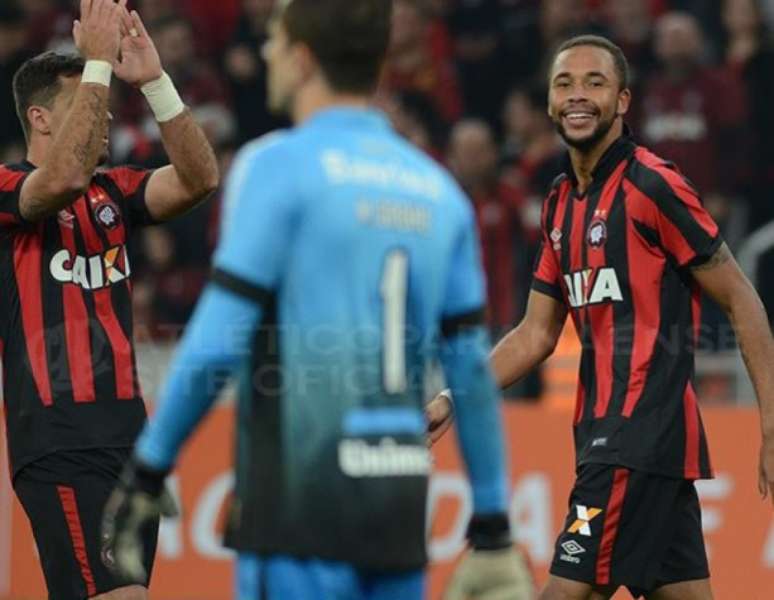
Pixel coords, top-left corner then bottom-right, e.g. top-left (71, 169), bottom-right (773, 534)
top-left (426, 390), bottom-right (454, 446)
top-left (73, 0), bottom-right (124, 63)
top-left (114, 9), bottom-right (163, 88)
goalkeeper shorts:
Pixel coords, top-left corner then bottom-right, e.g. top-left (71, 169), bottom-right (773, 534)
top-left (236, 553), bottom-right (425, 600)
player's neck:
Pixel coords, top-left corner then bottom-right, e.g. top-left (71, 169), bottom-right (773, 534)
top-left (568, 119), bottom-right (623, 194)
top-left (25, 137), bottom-right (49, 168)
top-left (292, 81), bottom-right (371, 125)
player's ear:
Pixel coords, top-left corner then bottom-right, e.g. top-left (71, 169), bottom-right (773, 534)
top-left (293, 43), bottom-right (318, 86)
top-left (27, 105), bottom-right (53, 137)
top-left (616, 87), bottom-right (631, 117)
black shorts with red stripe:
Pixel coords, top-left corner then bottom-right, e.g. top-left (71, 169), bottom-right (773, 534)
top-left (13, 448), bottom-right (159, 600)
top-left (550, 464), bottom-right (709, 597)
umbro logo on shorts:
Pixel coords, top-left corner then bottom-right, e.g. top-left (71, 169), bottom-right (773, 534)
top-left (567, 505), bottom-right (603, 536)
top-left (561, 540), bottom-right (586, 555)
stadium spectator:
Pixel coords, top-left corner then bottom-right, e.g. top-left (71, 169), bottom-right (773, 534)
top-left (21, 0), bottom-right (76, 54)
top-left (0, 3), bottom-right (29, 152)
top-left (721, 0), bottom-right (774, 230)
top-left (501, 0), bottom-right (604, 86)
top-left (448, 119), bottom-right (525, 336)
top-left (446, 0), bottom-right (509, 127)
top-left (501, 85), bottom-right (565, 233)
top-left (224, 0), bottom-right (289, 142)
top-left (377, 89), bottom-right (447, 161)
top-left (135, 0), bottom-right (179, 29)
top-left (601, 0), bottom-right (658, 85)
top-left (382, 0), bottom-right (463, 124)
top-left (637, 11), bottom-right (748, 225)
top-left (151, 15), bottom-right (230, 110)
top-left (3, 2), bottom-right (219, 598)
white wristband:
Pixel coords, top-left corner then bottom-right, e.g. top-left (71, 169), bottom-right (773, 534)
top-left (141, 72), bottom-right (185, 123)
top-left (440, 388), bottom-right (454, 405)
top-left (81, 60), bottom-right (112, 87)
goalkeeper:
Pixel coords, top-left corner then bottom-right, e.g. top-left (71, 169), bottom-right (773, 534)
top-left (102, 1), bottom-right (532, 598)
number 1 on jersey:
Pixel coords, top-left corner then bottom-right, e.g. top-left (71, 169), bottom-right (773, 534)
top-left (380, 250), bottom-right (409, 394)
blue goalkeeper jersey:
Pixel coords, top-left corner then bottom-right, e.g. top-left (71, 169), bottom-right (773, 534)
top-left (136, 107), bottom-right (509, 570)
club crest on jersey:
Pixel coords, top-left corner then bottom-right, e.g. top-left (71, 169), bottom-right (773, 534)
top-left (49, 245), bottom-right (131, 290)
top-left (564, 267), bottom-right (623, 308)
top-left (587, 219), bottom-right (607, 248)
top-left (95, 203), bottom-right (120, 230)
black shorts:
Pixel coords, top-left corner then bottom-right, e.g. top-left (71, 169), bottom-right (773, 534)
top-left (550, 464), bottom-right (709, 598)
top-left (13, 448), bottom-right (159, 600)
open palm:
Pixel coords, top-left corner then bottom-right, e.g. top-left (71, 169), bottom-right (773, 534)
top-left (114, 10), bottom-right (162, 88)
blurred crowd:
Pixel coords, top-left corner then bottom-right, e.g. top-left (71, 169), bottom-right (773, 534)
top-left (1, 0), bottom-right (773, 368)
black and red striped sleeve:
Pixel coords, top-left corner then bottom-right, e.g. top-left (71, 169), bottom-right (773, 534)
top-left (630, 149), bottom-right (722, 268)
top-left (531, 189), bottom-right (563, 301)
top-left (103, 166), bottom-right (156, 228)
top-left (0, 166), bottom-right (29, 230)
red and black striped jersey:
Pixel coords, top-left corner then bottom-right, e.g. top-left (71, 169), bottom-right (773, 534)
top-left (0, 160), bottom-right (155, 478)
top-left (532, 132), bottom-right (720, 480)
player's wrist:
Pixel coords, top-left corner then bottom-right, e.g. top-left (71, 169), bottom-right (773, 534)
top-left (81, 60), bottom-right (113, 88)
top-left (141, 71), bottom-right (185, 123)
top-left (122, 456), bottom-right (169, 497)
top-left (467, 512), bottom-right (512, 551)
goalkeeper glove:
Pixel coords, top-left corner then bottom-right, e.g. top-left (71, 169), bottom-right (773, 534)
top-left (101, 457), bottom-right (178, 583)
top-left (444, 513), bottom-right (535, 600)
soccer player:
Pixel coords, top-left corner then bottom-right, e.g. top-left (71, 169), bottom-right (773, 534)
top-left (100, 1), bottom-right (532, 599)
top-left (427, 34), bottom-right (774, 600)
top-left (2, 1), bottom-right (218, 599)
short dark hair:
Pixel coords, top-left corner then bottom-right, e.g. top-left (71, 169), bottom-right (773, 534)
top-left (13, 52), bottom-right (85, 142)
top-left (551, 35), bottom-right (630, 90)
top-left (281, 0), bottom-right (392, 94)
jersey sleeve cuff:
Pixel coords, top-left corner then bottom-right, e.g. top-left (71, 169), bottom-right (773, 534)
top-left (440, 307), bottom-right (486, 338)
top-left (682, 234), bottom-right (724, 268)
top-left (211, 267), bottom-right (273, 306)
top-left (531, 277), bottom-right (563, 301)
top-left (134, 171), bottom-right (158, 226)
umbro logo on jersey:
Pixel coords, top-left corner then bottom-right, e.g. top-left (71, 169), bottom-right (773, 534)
top-left (564, 267), bottom-right (623, 308)
top-left (568, 505), bottom-right (603, 536)
top-left (49, 245), bottom-right (131, 290)
top-left (551, 227), bottom-right (562, 250)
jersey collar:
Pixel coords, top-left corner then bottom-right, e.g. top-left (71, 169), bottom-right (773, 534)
top-left (561, 124), bottom-right (637, 194)
top-left (304, 106), bottom-right (391, 132)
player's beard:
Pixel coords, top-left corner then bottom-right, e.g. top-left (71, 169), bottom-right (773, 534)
top-left (555, 109), bottom-right (617, 153)
top-left (98, 136), bottom-right (110, 166)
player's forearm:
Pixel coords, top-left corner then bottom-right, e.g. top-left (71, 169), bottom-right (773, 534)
top-left (441, 328), bottom-right (509, 514)
top-left (22, 83), bottom-right (110, 221)
top-left (490, 321), bottom-right (557, 390)
top-left (157, 110), bottom-right (219, 208)
top-left (135, 284), bottom-right (261, 469)
top-left (727, 286), bottom-right (774, 436)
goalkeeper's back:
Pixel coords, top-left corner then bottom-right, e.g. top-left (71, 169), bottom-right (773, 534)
top-left (214, 107), bottom-right (490, 569)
